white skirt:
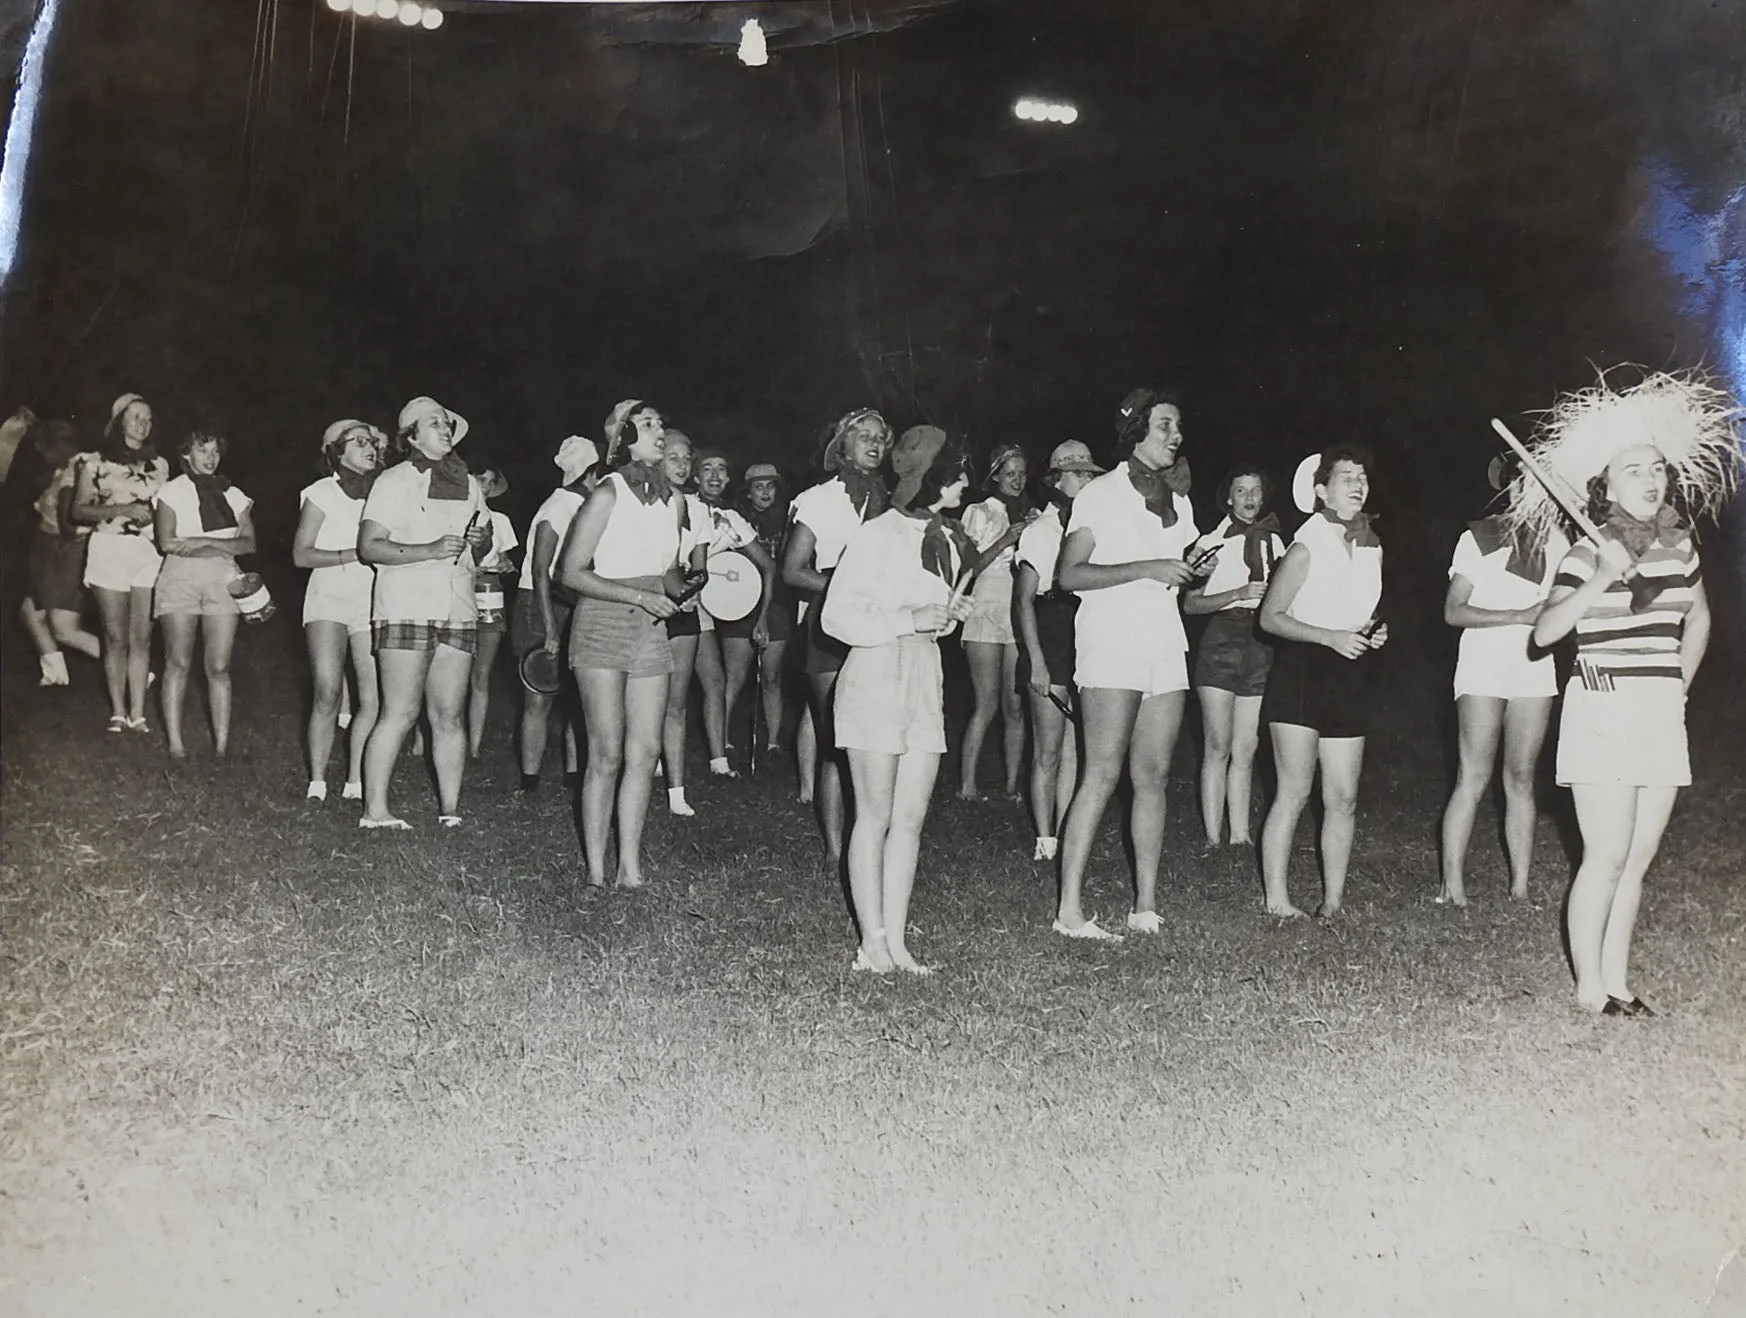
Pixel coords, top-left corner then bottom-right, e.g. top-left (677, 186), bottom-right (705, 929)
top-left (1555, 677), bottom-right (1689, 788)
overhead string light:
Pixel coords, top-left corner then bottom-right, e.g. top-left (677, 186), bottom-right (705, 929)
top-left (1013, 97), bottom-right (1078, 125)
top-left (737, 18), bottom-right (768, 67)
top-left (328, 0), bottom-right (444, 28)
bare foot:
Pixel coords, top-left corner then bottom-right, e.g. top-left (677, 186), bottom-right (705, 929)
top-left (888, 946), bottom-right (934, 975)
top-left (1315, 902), bottom-right (1341, 920)
top-left (1509, 882), bottom-right (1528, 901)
top-left (1265, 902), bottom-right (1309, 920)
top-left (615, 873), bottom-right (646, 891)
top-left (853, 944), bottom-right (895, 973)
top-left (1435, 886), bottom-right (1468, 908)
top-left (957, 787), bottom-right (983, 802)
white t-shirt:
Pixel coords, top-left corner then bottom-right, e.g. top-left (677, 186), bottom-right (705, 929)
top-left (361, 462), bottom-right (488, 624)
top-left (477, 509), bottom-right (519, 575)
top-left (1190, 517), bottom-right (1289, 611)
top-left (156, 473), bottom-right (252, 539)
top-left (591, 472), bottom-right (682, 579)
top-left (300, 476), bottom-right (374, 597)
top-left (790, 477), bottom-right (870, 574)
top-left (684, 496), bottom-right (759, 558)
top-left (1014, 506), bottom-right (1066, 594)
top-left (1283, 513), bottom-right (1382, 632)
top-left (518, 486), bottom-right (586, 590)
top-left (820, 509), bottom-right (964, 647)
top-left (1065, 463), bottom-right (1198, 652)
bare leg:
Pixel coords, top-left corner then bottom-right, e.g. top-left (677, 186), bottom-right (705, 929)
top-left (1197, 685), bottom-right (1236, 846)
top-left (1600, 786), bottom-right (1678, 1002)
top-left (520, 688), bottom-right (555, 776)
top-left (722, 634), bottom-right (755, 746)
top-left (1260, 722), bottom-right (1317, 918)
top-left (363, 646), bottom-right (435, 823)
top-left (159, 612), bottom-right (198, 756)
top-left (92, 587), bottom-right (131, 720)
top-left (1314, 737), bottom-right (1366, 915)
top-left (575, 667), bottom-right (628, 886)
top-left (306, 622), bottom-right (348, 783)
top-left (959, 640), bottom-right (1003, 798)
top-left (998, 642), bottom-right (1025, 795)
top-left (201, 612), bottom-right (239, 756)
top-left (616, 673), bottom-right (670, 886)
top-left (845, 747), bottom-right (898, 971)
top-left (1568, 785), bottom-right (1639, 1011)
top-left (1227, 694), bottom-right (1263, 845)
top-left (1026, 686), bottom-right (1067, 841)
top-left (345, 633), bottom-right (379, 790)
top-left (759, 640), bottom-right (789, 752)
top-left (1439, 695), bottom-right (1504, 907)
top-left (124, 588), bottom-right (153, 722)
top-left (1127, 691), bottom-right (1186, 917)
top-left (662, 634), bottom-right (699, 792)
top-left (466, 628), bottom-right (503, 759)
top-left (881, 749), bottom-right (943, 972)
top-left (796, 700), bottom-right (817, 802)
top-left (20, 597), bottom-right (57, 658)
top-left (47, 608), bottom-right (102, 659)
top-left (1500, 696), bottom-right (1554, 898)
top-left (423, 644), bottom-right (473, 815)
top-left (695, 630), bottom-right (728, 761)
top-left (808, 670), bottom-right (845, 867)
top-left (1055, 686), bottom-right (1141, 928)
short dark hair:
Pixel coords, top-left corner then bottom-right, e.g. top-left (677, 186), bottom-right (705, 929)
top-left (32, 418), bottom-right (79, 463)
top-left (1216, 462), bottom-right (1273, 512)
top-left (908, 446), bottom-right (969, 512)
top-left (1314, 444), bottom-right (1373, 488)
top-left (176, 429), bottom-right (228, 473)
top-left (1115, 387), bottom-right (1184, 457)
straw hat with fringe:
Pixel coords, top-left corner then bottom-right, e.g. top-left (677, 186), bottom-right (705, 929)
top-left (1501, 368), bottom-right (1742, 547)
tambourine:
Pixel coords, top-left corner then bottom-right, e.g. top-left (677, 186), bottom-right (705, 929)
top-left (519, 647), bottom-right (563, 695)
top-left (700, 549), bottom-right (760, 622)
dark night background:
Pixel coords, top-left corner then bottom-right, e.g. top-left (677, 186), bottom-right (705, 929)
top-left (3, 0), bottom-right (1745, 644)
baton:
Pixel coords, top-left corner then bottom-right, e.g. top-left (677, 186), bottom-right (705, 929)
top-left (456, 511), bottom-right (480, 562)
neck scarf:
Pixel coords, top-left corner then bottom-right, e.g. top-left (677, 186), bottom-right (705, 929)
top-left (1602, 504), bottom-right (1687, 613)
top-left (410, 450), bottom-right (471, 501)
top-left (1125, 457), bottom-right (1181, 529)
top-left (1467, 515), bottom-right (1544, 585)
top-left (738, 497), bottom-right (787, 551)
top-left (335, 466), bottom-right (376, 502)
top-left (1222, 512), bottom-right (1283, 581)
top-left (839, 466), bottom-right (890, 521)
top-left (190, 472), bottom-right (238, 532)
top-left (617, 459), bottom-right (672, 507)
top-left (910, 511), bottom-right (974, 588)
top-left (996, 491), bottom-right (1031, 525)
top-left (1318, 505), bottom-right (1380, 548)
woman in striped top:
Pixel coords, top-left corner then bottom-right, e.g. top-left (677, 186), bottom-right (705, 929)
top-left (1531, 443), bottom-right (1711, 1016)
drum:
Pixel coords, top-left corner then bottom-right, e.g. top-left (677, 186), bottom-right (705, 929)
top-left (228, 571), bottom-right (276, 624)
top-left (700, 549), bottom-right (760, 622)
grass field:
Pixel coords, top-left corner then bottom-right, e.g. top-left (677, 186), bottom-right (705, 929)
top-left (3, 609), bottom-right (1745, 1317)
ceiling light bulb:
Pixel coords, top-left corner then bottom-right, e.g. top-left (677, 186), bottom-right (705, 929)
top-left (326, 0), bottom-right (352, 11)
top-left (398, 2), bottom-right (422, 25)
top-left (421, 6), bottom-right (442, 28)
top-left (737, 18), bottom-right (767, 66)
top-left (1058, 104), bottom-right (1079, 124)
top-left (375, 0), bottom-right (400, 18)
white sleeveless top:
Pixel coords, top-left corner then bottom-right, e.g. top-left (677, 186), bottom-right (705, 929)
top-left (1284, 513), bottom-right (1382, 632)
top-left (592, 472), bottom-right (681, 579)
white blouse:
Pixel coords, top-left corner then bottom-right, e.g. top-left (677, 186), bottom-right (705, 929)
top-left (300, 476), bottom-right (374, 597)
top-left (1065, 462), bottom-right (1198, 648)
top-left (591, 472), bottom-right (682, 579)
top-left (361, 462), bottom-right (488, 624)
top-left (157, 474), bottom-right (252, 539)
top-left (1282, 513), bottom-right (1382, 632)
top-left (1014, 506), bottom-right (1066, 594)
top-left (789, 477), bottom-right (870, 573)
top-left (820, 510), bottom-right (964, 648)
top-left (1190, 516), bottom-right (1289, 611)
top-left (518, 487), bottom-right (586, 590)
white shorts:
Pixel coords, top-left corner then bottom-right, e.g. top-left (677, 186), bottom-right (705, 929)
top-left (83, 532), bottom-right (162, 593)
top-left (1453, 625), bottom-right (1557, 700)
top-left (960, 567), bottom-right (1015, 646)
top-left (304, 566), bottom-right (373, 635)
top-left (835, 635), bottom-right (945, 755)
top-left (1556, 677), bottom-right (1689, 788)
top-left (1074, 605), bottom-right (1188, 697)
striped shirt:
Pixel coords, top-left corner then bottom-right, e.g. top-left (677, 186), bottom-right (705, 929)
top-left (1553, 533), bottom-right (1700, 679)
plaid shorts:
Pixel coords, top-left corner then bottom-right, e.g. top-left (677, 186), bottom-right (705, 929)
top-left (371, 619), bottom-right (480, 656)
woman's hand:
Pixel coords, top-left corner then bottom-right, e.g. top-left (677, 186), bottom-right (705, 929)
top-left (911, 602), bottom-right (955, 633)
top-left (1233, 582), bottom-right (1267, 604)
top-left (1365, 623), bottom-right (1389, 650)
top-left (636, 590), bottom-right (678, 620)
top-left (752, 616), bottom-right (771, 647)
top-left (1593, 537), bottom-right (1635, 584)
top-left (433, 534), bottom-right (469, 560)
top-left (466, 522), bottom-right (494, 554)
top-left (124, 501), bottom-right (155, 527)
top-left (540, 632), bottom-right (561, 658)
top-left (1326, 629), bottom-right (1372, 660)
top-left (1146, 558), bottom-right (1197, 589)
top-left (1027, 649), bottom-right (1052, 695)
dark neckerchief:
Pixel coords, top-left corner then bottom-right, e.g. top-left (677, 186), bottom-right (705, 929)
top-left (1601, 504), bottom-right (1687, 613)
top-left (617, 460), bottom-right (672, 507)
top-left (335, 466), bottom-right (376, 502)
top-left (410, 450), bottom-right (471, 501)
top-left (995, 492), bottom-right (1031, 525)
top-left (1318, 505), bottom-right (1380, 548)
top-left (1125, 457), bottom-right (1180, 529)
top-left (1467, 515), bottom-right (1544, 584)
top-left (907, 509), bottom-right (974, 588)
top-left (838, 466), bottom-right (889, 521)
top-left (190, 472), bottom-right (238, 532)
top-left (1222, 512), bottom-right (1283, 581)
top-left (738, 498), bottom-right (786, 551)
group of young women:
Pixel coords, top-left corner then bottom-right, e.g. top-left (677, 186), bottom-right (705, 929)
top-left (18, 371), bottom-right (1735, 1013)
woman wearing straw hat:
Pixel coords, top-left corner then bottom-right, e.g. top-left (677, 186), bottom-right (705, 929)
top-left (1435, 456), bottom-right (1567, 905)
top-left (294, 418), bottom-right (385, 799)
top-left (465, 457), bottom-right (519, 761)
top-left (512, 434), bottom-right (596, 792)
top-left (823, 424), bottom-right (975, 974)
top-left (556, 399), bottom-right (683, 889)
top-left (1183, 463), bottom-right (1287, 852)
top-left (957, 443), bottom-right (1035, 801)
top-left (357, 396), bottom-right (494, 829)
top-left (1013, 440), bottom-right (1103, 863)
top-left (1257, 446), bottom-right (1388, 919)
top-left (781, 407), bottom-right (893, 870)
top-left (1519, 371), bottom-right (1736, 1015)
top-left (71, 393), bottom-right (169, 732)
top-left (152, 429), bottom-right (256, 759)
top-left (1052, 389), bottom-right (1203, 941)
top-left (721, 459), bottom-right (794, 763)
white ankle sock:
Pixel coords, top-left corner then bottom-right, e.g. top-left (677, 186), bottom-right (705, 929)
top-left (667, 787), bottom-right (693, 815)
top-left (306, 781), bottom-right (327, 801)
top-left (1034, 836), bottom-right (1058, 860)
top-left (708, 756), bottom-right (731, 774)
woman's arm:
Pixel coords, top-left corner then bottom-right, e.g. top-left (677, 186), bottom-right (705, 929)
top-left (819, 523), bottom-right (939, 647)
top-left (293, 499), bottom-right (352, 569)
top-left (1531, 539), bottom-right (1632, 648)
top-left (155, 499), bottom-right (253, 558)
top-left (1443, 574), bottom-right (1539, 629)
top-left (529, 522), bottom-right (561, 652)
top-left (1679, 578), bottom-right (1710, 690)
top-left (781, 521), bottom-right (826, 595)
top-left (1257, 542), bottom-right (1373, 658)
top-left (555, 481), bottom-right (676, 616)
top-left (357, 499), bottom-right (468, 567)
top-left (742, 537), bottom-right (778, 642)
top-left (1053, 527), bottom-right (1194, 593)
top-left (966, 521), bottom-right (1026, 579)
top-left (1013, 561), bottom-right (1049, 691)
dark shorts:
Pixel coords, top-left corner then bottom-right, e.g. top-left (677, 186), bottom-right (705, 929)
top-left (803, 597), bottom-right (848, 676)
top-left (571, 578), bottom-right (674, 678)
top-left (372, 620), bottom-right (480, 656)
top-left (717, 586), bottom-right (796, 643)
top-left (1260, 638), bottom-right (1372, 739)
top-left (1193, 610), bottom-right (1274, 698)
top-left (511, 587), bottom-right (576, 659)
top-left (665, 606), bottom-right (702, 639)
top-left (30, 532), bottom-right (87, 613)
top-left (1016, 591), bottom-right (1077, 691)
